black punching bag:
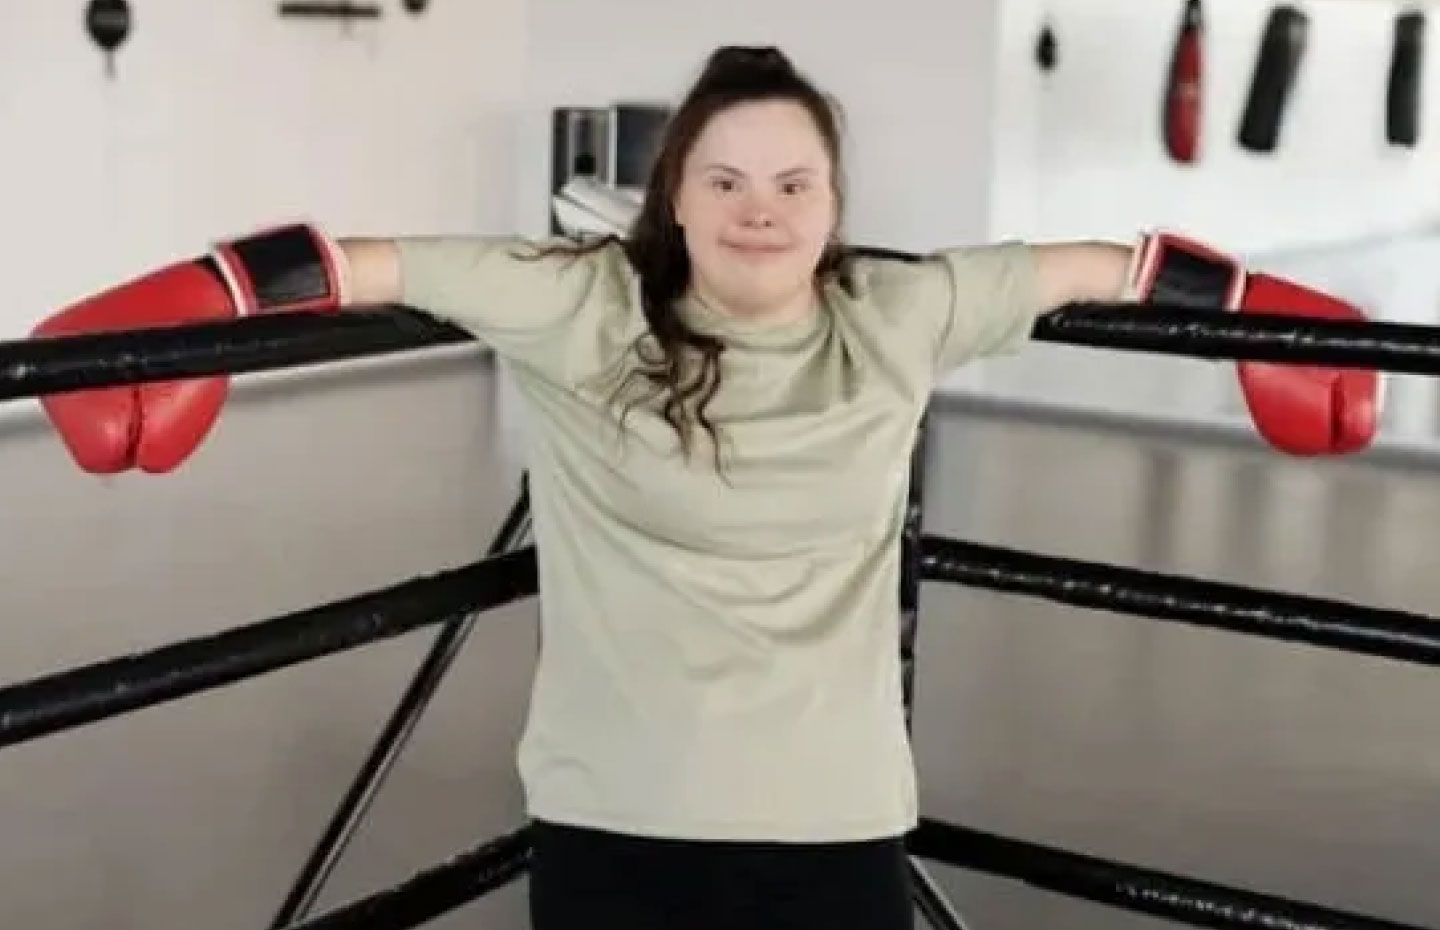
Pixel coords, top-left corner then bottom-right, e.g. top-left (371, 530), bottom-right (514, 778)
top-left (1237, 5), bottom-right (1308, 153)
top-left (85, 0), bottom-right (131, 78)
top-left (1387, 10), bottom-right (1425, 147)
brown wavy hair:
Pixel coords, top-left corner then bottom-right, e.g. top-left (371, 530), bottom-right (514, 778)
top-left (550, 46), bottom-right (854, 467)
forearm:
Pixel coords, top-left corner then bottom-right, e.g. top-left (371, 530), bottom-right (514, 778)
top-left (337, 237), bottom-right (403, 307)
top-left (1030, 240), bottom-right (1134, 312)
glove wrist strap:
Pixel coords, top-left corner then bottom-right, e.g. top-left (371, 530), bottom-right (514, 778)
top-left (210, 222), bottom-right (349, 315)
top-left (1125, 230), bottom-right (1246, 311)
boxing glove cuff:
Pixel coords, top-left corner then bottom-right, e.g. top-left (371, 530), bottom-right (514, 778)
top-left (210, 222), bottom-right (350, 315)
top-left (1124, 230), bottom-right (1245, 311)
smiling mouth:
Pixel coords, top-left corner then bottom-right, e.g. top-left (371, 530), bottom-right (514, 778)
top-left (724, 242), bottom-right (791, 256)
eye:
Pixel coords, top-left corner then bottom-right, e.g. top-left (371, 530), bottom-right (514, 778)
top-left (710, 176), bottom-right (738, 193)
top-left (781, 180), bottom-right (809, 195)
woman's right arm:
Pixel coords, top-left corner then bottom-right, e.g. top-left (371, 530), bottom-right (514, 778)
top-left (334, 235), bottom-right (617, 340)
top-left (28, 225), bottom-right (616, 475)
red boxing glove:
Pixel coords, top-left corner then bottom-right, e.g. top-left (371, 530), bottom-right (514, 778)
top-left (1126, 231), bottom-right (1380, 456)
top-left (31, 223), bottom-right (348, 474)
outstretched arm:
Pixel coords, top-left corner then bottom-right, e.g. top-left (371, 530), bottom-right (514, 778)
top-left (1030, 240), bottom-right (1133, 311)
top-left (28, 221), bottom-right (618, 476)
top-left (337, 238), bottom-right (403, 307)
top-left (1026, 231), bottom-right (1381, 457)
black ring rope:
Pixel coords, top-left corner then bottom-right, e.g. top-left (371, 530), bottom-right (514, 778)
top-left (3, 298), bottom-right (1440, 406)
top-left (271, 479), bottom-right (534, 929)
top-left (1033, 302), bottom-right (1440, 372)
top-left (0, 547), bottom-right (536, 750)
top-left (921, 535), bottom-right (1440, 668)
top-left (2, 294), bottom-right (1436, 929)
top-left (260, 814), bottom-right (1435, 930)
top-left (0, 308), bottom-right (469, 402)
top-left (284, 827), bottom-right (532, 930)
top-left (907, 818), bottom-right (1429, 930)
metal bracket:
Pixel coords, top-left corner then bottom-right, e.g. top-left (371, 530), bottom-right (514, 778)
top-left (276, 2), bottom-right (382, 21)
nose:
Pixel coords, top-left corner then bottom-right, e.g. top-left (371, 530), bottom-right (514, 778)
top-left (739, 192), bottom-right (776, 228)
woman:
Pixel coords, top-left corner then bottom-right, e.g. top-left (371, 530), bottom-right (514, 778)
top-left (32, 44), bottom-right (1373, 930)
top-left (353, 49), bottom-right (1129, 929)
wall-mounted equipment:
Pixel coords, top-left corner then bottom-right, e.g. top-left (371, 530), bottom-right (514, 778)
top-left (1236, 4), bottom-right (1308, 153)
top-left (1036, 22), bottom-right (1057, 73)
top-left (1386, 10), bottom-right (1425, 147)
top-left (549, 104), bottom-right (671, 235)
top-left (85, 0), bottom-right (131, 79)
top-left (1162, 0), bottom-right (1204, 164)
top-left (554, 177), bottom-right (643, 238)
top-left (610, 103), bottom-right (670, 189)
top-left (276, 2), bottom-right (382, 22)
top-left (551, 107), bottom-right (610, 205)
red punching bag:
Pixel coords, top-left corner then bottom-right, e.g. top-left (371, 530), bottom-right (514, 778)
top-left (1163, 0), bottom-right (1204, 163)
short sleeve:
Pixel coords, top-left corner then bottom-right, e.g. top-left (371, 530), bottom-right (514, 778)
top-left (931, 241), bottom-right (1044, 373)
top-left (394, 235), bottom-right (634, 367)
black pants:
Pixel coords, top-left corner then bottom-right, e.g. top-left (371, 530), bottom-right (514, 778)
top-left (528, 819), bottom-right (913, 930)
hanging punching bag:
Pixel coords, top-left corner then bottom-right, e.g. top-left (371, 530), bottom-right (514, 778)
top-left (1387, 10), bottom-right (1425, 147)
top-left (85, 0), bottom-right (131, 79)
top-left (1036, 21), bottom-right (1058, 73)
top-left (1237, 4), bottom-right (1309, 153)
top-left (1163, 0), bottom-right (1204, 164)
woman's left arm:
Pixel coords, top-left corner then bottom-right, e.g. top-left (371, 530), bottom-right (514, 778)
top-left (1030, 240), bottom-right (1134, 310)
top-left (1022, 232), bottom-right (1383, 457)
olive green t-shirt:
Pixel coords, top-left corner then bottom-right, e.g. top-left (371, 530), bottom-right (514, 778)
top-left (396, 235), bottom-right (1042, 842)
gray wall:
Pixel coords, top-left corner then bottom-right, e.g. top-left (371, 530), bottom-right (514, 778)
top-left (0, 351), bottom-right (535, 929)
top-left (3, 359), bottom-right (1439, 929)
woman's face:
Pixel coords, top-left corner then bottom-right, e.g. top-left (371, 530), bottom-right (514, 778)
top-left (672, 100), bottom-right (837, 319)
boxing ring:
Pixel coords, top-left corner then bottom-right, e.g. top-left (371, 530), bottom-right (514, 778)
top-left (3, 296), bottom-right (1440, 930)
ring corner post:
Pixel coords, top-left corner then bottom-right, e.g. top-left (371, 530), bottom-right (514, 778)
top-left (903, 410), bottom-right (973, 930)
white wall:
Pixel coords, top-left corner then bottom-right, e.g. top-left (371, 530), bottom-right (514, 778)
top-left (525, 0), bottom-right (1440, 257)
top-left (1, 6), bottom-right (538, 925)
top-left (974, 0), bottom-right (1440, 447)
top-left (0, 0), bottom-right (527, 340)
top-left (991, 0), bottom-right (1440, 252)
top-left (517, 0), bottom-right (1003, 251)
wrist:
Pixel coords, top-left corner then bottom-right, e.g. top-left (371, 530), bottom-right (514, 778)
top-left (1124, 230), bottom-right (1246, 310)
top-left (210, 222), bottom-right (348, 316)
